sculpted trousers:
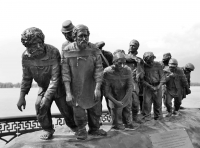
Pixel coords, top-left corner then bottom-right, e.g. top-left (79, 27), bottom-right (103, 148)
top-left (73, 101), bottom-right (102, 131)
top-left (35, 88), bottom-right (77, 133)
top-left (111, 103), bottom-right (132, 127)
top-left (162, 85), bottom-right (167, 107)
top-left (143, 87), bottom-right (162, 119)
top-left (139, 95), bottom-right (143, 112)
top-left (165, 92), bottom-right (182, 112)
top-left (132, 92), bottom-right (140, 119)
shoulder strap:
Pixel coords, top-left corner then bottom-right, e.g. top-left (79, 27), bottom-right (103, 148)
top-left (63, 49), bottom-right (101, 58)
top-left (22, 59), bottom-right (59, 67)
top-left (100, 52), bottom-right (110, 67)
top-left (105, 74), bottom-right (132, 80)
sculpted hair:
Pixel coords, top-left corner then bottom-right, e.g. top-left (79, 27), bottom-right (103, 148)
top-left (21, 27), bottom-right (45, 47)
top-left (72, 25), bottom-right (90, 40)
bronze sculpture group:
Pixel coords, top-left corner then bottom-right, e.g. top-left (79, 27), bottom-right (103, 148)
top-left (17, 20), bottom-right (195, 140)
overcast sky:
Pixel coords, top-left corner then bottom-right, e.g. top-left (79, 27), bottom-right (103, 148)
top-left (0, 0), bottom-right (199, 83)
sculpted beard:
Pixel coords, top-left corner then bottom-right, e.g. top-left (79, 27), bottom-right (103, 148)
top-left (77, 40), bottom-right (88, 49)
top-left (27, 44), bottom-right (44, 57)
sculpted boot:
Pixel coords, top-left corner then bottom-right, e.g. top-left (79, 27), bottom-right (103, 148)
top-left (76, 128), bottom-right (88, 140)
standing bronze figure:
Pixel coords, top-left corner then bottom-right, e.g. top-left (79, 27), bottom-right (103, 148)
top-left (61, 25), bottom-right (107, 140)
top-left (126, 39), bottom-right (144, 123)
top-left (103, 50), bottom-right (135, 130)
top-left (142, 52), bottom-right (165, 121)
top-left (17, 27), bottom-right (78, 140)
top-left (164, 58), bottom-right (191, 116)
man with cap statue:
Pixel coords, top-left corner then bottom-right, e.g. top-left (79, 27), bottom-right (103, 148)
top-left (180, 63), bottom-right (195, 109)
top-left (103, 50), bottom-right (135, 130)
top-left (61, 20), bottom-right (75, 50)
top-left (60, 20), bottom-right (78, 127)
top-left (160, 53), bottom-right (172, 69)
top-left (125, 39), bottom-right (144, 123)
top-left (95, 41), bottom-right (113, 113)
top-left (17, 27), bottom-right (78, 140)
top-left (61, 24), bottom-right (107, 140)
top-left (142, 52), bottom-right (165, 121)
top-left (163, 58), bottom-right (191, 116)
top-left (159, 53), bottom-right (172, 109)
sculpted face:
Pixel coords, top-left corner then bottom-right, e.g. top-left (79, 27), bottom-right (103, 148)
top-left (27, 43), bottom-right (45, 57)
top-left (63, 31), bottom-right (73, 42)
top-left (169, 66), bottom-right (177, 72)
top-left (129, 43), bottom-right (138, 55)
top-left (114, 58), bottom-right (126, 70)
top-left (184, 68), bottom-right (191, 74)
top-left (76, 30), bottom-right (89, 49)
top-left (144, 56), bottom-right (154, 65)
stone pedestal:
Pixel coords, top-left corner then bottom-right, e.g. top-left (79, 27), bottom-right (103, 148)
top-left (4, 108), bottom-right (200, 148)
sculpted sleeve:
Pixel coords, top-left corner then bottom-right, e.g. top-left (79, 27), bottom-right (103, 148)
top-left (94, 54), bottom-right (103, 83)
top-left (180, 69), bottom-right (189, 88)
top-left (158, 63), bottom-right (166, 84)
top-left (44, 49), bottom-right (61, 100)
top-left (20, 64), bottom-right (33, 95)
top-left (126, 67), bottom-right (133, 93)
top-left (102, 68), bottom-right (111, 98)
top-left (61, 49), bottom-right (71, 82)
top-left (187, 73), bottom-right (191, 87)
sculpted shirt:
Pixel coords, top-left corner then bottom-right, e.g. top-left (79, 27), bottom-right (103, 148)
top-left (143, 61), bottom-right (165, 85)
top-left (61, 40), bottom-right (71, 50)
top-left (61, 42), bottom-right (103, 109)
top-left (181, 67), bottom-right (191, 86)
top-left (159, 61), bottom-right (168, 69)
top-left (20, 44), bottom-right (61, 101)
top-left (103, 65), bottom-right (133, 108)
top-left (126, 54), bottom-right (144, 95)
top-left (164, 67), bottom-right (189, 97)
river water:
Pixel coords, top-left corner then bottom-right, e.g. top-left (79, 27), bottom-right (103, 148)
top-left (0, 87), bottom-right (199, 117)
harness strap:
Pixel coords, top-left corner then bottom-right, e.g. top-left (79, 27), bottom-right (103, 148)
top-left (22, 59), bottom-right (59, 67)
top-left (63, 49), bottom-right (101, 58)
top-left (100, 52), bottom-right (110, 67)
top-left (104, 75), bottom-right (131, 80)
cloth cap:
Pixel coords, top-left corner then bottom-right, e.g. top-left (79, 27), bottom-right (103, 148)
top-left (113, 50), bottom-right (126, 62)
top-left (169, 58), bottom-right (178, 67)
top-left (185, 63), bottom-right (195, 71)
top-left (129, 39), bottom-right (140, 48)
top-left (72, 24), bottom-right (90, 39)
top-left (21, 27), bottom-right (45, 47)
top-left (73, 24), bottom-right (89, 32)
top-left (163, 53), bottom-right (171, 60)
top-left (143, 52), bottom-right (156, 60)
top-left (95, 41), bottom-right (105, 49)
top-left (61, 20), bottom-right (74, 33)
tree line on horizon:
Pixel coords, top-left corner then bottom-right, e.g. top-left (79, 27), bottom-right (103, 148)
top-left (0, 82), bottom-right (38, 88)
top-left (0, 82), bottom-right (200, 88)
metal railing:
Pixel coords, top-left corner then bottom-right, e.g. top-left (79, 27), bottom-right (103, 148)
top-left (0, 110), bottom-right (111, 144)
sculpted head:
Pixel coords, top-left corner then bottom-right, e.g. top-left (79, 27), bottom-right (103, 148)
top-left (162, 53), bottom-right (172, 63)
top-left (129, 39), bottom-right (139, 55)
top-left (143, 52), bottom-right (156, 65)
top-left (168, 58), bottom-right (178, 72)
top-left (21, 27), bottom-right (45, 57)
top-left (184, 63), bottom-right (195, 73)
top-left (113, 50), bottom-right (126, 70)
top-left (61, 20), bottom-right (74, 42)
top-left (72, 24), bottom-right (90, 50)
